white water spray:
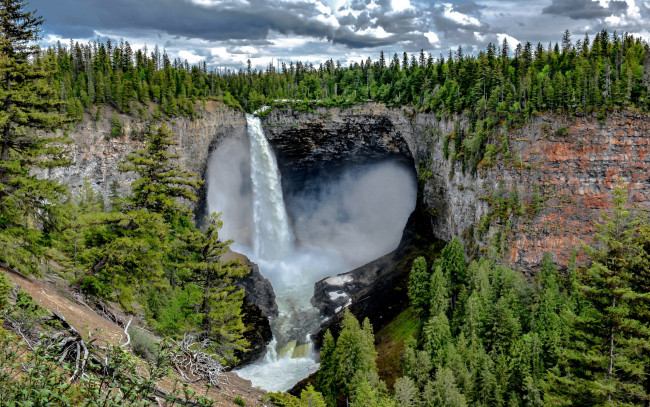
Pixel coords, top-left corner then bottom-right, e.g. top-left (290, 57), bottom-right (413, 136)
top-left (206, 113), bottom-right (417, 391)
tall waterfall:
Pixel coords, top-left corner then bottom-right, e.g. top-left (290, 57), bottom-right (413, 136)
top-left (247, 115), bottom-right (293, 260)
top-left (206, 112), bottom-right (418, 392)
top-left (228, 115), bottom-right (323, 391)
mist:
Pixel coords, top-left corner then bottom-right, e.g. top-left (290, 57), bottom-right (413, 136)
top-left (289, 161), bottom-right (417, 270)
top-left (207, 126), bottom-right (418, 391)
top-left (205, 133), bottom-right (253, 250)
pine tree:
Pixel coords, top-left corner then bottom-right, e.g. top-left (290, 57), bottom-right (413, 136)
top-left (437, 237), bottom-right (467, 310)
top-left (331, 309), bottom-right (378, 401)
top-left (317, 330), bottom-right (337, 406)
top-left (394, 376), bottom-right (419, 407)
top-left (429, 265), bottom-right (449, 316)
top-left (182, 212), bottom-right (249, 362)
top-left (422, 367), bottom-right (468, 407)
top-left (0, 0), bottom-right (70, 273)
top-left (119, 123), bottom-right (202, 224)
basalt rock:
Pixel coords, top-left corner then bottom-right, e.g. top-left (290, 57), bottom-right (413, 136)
top-left (226, 251), bottom-right (279, 319)
top-left (218, 251), bottom-right (278, 367)
top-left (312, 198), bottom-right (440, 341)
top-left (263, 104), bottom-right (650, 336)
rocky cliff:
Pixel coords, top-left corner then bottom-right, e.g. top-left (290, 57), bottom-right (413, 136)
top-left (51, 101), bottom-right (650, 348)
top-left (263, 104), bottom-right (650, 271)
top-left (43, 101), bottom-right (279, 365)
top-left (42, 101), bottom-right (248, 216)
top-left (262, 104), bottom-right (650, 328)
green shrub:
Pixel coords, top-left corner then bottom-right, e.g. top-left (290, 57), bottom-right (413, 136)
top-left (555, 126), bottom-right (568, 137)
top-left (130, 327), bottom-right (159, 361)
top-left (109, 114), bottom-right (124, 139)
top-left (0, 271), bottom-right (12, 311)
top-left (80, 275), bottom-right (111, 298)
top-left (233, 396), bottom-right (246, 406)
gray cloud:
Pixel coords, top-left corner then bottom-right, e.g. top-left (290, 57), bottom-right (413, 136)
top-left (29, 0), bottom-right (650, 69)
top-left (543, 0), bottom-right (628, 20)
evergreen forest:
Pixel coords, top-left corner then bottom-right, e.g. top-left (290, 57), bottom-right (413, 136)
top-left (0, 0), bottom-right (649, 405)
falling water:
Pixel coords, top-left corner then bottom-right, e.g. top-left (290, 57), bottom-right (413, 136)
top-left (206, 113), bottom-right (417, 391)
top-left (225, 115), bottom-right (325, 391)
top-left (247, 116), bottom-right (293, 260)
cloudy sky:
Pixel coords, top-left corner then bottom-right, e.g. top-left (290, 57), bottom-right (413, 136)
top-left (30, 0), bottom-right (650, 69)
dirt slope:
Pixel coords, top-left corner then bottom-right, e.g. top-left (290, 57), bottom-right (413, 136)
top-left (4, 268), bottom-right (268, 407)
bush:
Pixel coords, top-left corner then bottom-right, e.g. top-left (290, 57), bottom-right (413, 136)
top-left (0, 271), bottom-right (12, 311)
top-left (555, 126), bottom-right (568, 137)
top-left (233, 396), bottom-right (246, 406)
top-left (109, 114), bottom-right (124, 139)
top-left (80, 275), bottom-right (111, 298)
top-left (130, 327), bottom-right (159, 361)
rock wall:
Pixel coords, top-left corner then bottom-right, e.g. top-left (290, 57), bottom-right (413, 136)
top-left (42, 101), bottom-right (247, 215)
top-left (262, 104), bottom-right (650, 273)
top-left (52, 102), bottom-right (650, 344)
top-left (42, 102), bottom-right (280, 364)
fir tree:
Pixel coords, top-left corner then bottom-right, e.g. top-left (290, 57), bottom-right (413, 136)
top-left (408, 256), bottom-right (430, 315)
top-left (436, 237), bottom-right (467, 310)
top-left (119, 123), bottom-right (202, 224)
top-left (317, 329), bottom-right (337, 406)
top-left (182, 212), bottom-right (249, 363)
top-left (0, 0), bottom-right (70, 273)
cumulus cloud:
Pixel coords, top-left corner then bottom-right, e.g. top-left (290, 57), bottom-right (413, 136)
top-left (29, 0), bottom-right (650, 69)
top-left (496, 33), bottom-right (520, 48)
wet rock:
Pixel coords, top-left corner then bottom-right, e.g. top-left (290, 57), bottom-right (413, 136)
top-left (226, 251), bottom-right (277, 367)
top-left (227, 251), bottom-right (279, 318)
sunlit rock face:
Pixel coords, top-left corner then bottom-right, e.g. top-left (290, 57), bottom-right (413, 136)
top-left (261, 104), bottom-right (650, 345)
top-left (263, 104), bottom-right (650, 274)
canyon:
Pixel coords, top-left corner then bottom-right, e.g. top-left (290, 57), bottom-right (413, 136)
top-left (50, 100), bottom-right (650, 367)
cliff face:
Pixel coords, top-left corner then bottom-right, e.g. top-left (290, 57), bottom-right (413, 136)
top-left (43, 102), bottom-right (279, 364)
top-left (52, 102), bottom-right (650, 341)
top-left (262, 104), bottom-right (650, 334)
top-left (53, 102), bottom-right (650, 272)
top-left (42, 101), bottom-right (247, 215)
top-left (263, 104), bottom-right (650, 274)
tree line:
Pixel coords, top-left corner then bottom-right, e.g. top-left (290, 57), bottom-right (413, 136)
top-left (46, 29), bottom-right (650, 118)
top-left (46, 29), bottom-right (650, 173)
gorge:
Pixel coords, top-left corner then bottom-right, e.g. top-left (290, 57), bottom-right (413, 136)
top-left (48, 100), bottom-right (650, 389)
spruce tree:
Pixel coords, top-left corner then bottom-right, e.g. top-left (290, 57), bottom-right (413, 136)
top-left (547, 184), bottom-right (650, 406)
top-left (317, 329), bottom-right (337, 406)
top-left (408, 256), bottom-right (429, 315)
top-left (0, 0), bottom-right (70, 273)
top-left (437, 237), bottom-right (467, 310)
top-left (119, 123), bottom-right (202, 224)
top-left (331, 309), bottom-right (378, 401)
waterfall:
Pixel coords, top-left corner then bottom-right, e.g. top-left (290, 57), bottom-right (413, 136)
top-left (247, 115), bottom-right (293, 260)
top-left (206, 112), bottom-right (417, 392)
top-left (231, 115), bottom-right (321, 391)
